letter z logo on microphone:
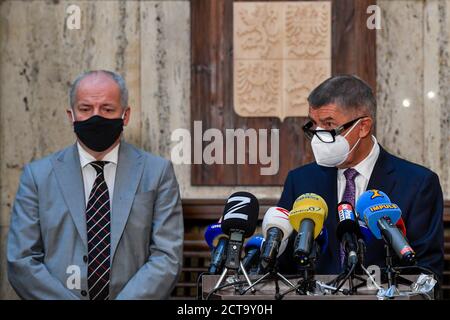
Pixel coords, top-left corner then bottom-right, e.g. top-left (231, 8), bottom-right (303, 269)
top-left (224, 196), bottom-right (251, 220)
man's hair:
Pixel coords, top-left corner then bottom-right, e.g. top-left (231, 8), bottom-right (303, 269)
top-left (307, 75), bottom-right (376, 119)
top-left (69, 70), bottom-right (128, 109)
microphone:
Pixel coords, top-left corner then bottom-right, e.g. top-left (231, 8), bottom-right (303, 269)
top-left (241, 234), bottom-right (264, 273)
top-left (306, 227), bottom-right (329, 263)
top-left (221, 192), bottom-right (259, 270)
top-left (255, 233), bottom-right (291, 274)
top-left (356, 190), bottom-right (416, 264)
top-left (205, 223), bottom-right (224, 249)
top-left (336, 202), bottom-right (362, 266)
top-left (316, 227), bottom-right (329, 255)
top-left (359, 220), bottom-right (374, 244)
top-left (289, 193), bottom-right (328, 266)
top-left (204, 223), bottom-right (228, 274)
top-left (260, 207), bottom-right (293, 271)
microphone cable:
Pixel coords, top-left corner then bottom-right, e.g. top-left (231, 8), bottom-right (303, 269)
top-left (196, 271), bottom-right (211, 300)
top-left (332, 263), bottom-right (356, 294)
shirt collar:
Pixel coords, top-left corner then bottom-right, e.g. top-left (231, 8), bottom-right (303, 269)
top-left (338, 135), bottom-right (380, 181)
top-left (77, 142), bottom-right (120, 168)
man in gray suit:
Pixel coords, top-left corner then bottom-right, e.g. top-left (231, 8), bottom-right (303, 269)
top-left (7, 70), bottom-right (184, 300)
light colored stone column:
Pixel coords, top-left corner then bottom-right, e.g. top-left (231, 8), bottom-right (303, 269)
top-left (423, 0), bottom-right (450, 198)
top-left (377, 0), bottom-right (450, 199)
top-left (377, 0), bottom-right (425, 165)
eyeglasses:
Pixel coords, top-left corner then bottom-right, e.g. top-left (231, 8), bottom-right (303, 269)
top-left (302, 116), bottom-right (367, 143)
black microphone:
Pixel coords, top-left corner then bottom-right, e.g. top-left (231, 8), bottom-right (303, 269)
top-left (377, 217), bottom-right (416, 264)
top-left (336, 202), bottom-right (362, 267)
top-left (209, 237), bottom-right (228, 274)
top-left (221, 192), bottom-right (259, 270)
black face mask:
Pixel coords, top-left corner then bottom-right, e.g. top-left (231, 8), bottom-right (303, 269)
top-left (73, 115), bottom-right (124, 152)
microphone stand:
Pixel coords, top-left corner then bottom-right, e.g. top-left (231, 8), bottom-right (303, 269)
top-left (385, 244), bottom-right (397, 289)
top-left (350, 273), bottom-right (370, 293)
top-left (351, 239), bottom-right (370, 292)
top-left (292, 242), bottom-right (321, 296)
top-left (213, 261), bottom-right (256, 294)
top-left (347, 237), bottom-right (373, 294)
top-left (297, 265), bottom-right (316, 295)
top-left (383, 244), bottom-right (424, 295)
top-left (331, 239), bottom-right (368, 295)
top-left (239, 263), bottom-right (296, 296)
top-left (212, 230), bottom-right (257, 295)
top-left (343, 261), bottom-right (363, 295)
top-left (275, 262), bottom-right (318, 300)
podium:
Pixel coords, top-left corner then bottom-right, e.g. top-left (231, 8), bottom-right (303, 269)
top-left (202, 275), bottom-right (432, 300)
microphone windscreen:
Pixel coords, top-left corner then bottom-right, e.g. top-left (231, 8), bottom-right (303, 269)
top-left (337, 202), bottom-right (358, 223)
top-left (356, 190), bottom-right (402, 239)
top-left (204, 223), bottom-right (225, 248)
top-left (365, 204), bottom-right (402, 238)
top-left (289, 193), bottom-right (328, 238)
top-left (355, 189), bottom-right (391, 219)
top-left (245, 234), bottom-right (265, 252)
top-left (336, 202), bottom-right (361, 241)
top-left (262, 207), bottom-right (292, 241)
top-left (221, 192), bottom-right (259, 238)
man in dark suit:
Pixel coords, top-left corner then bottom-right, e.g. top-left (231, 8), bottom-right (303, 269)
top-left (277, 75), bottom-right (444, 283)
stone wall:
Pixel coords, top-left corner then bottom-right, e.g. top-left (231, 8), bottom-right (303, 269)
top-left (377, 0), bottom-right (450, 198)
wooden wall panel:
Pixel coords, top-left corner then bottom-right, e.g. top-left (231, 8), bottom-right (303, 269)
top-left (191, 0), bottom-right (376, 186)
top-left (191, 0), bottom-right (238, 185)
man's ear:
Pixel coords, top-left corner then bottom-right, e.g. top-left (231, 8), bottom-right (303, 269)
top-left (359, 117), bottom-right (373, 138)
top-left (123, 107), bottom-right (131, 126)
top-left (66, 109), bottom-right (75, 124)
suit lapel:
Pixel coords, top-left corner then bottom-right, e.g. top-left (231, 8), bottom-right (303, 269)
top-left (318, 166), bottom-right (339, 262)
top-left (51, 144), bottom-right (88, 248)
top-left (367, 145), bottom-right (396, 194)
top-left (110, 142), bottom-right (144, 260)
top-left (318, 166), bottom-right (338, 216)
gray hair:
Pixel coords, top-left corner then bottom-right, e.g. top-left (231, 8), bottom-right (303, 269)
top-left (69, 70), bottom-right (129, 109)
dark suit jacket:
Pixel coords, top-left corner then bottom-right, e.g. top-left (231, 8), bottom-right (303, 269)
top-left (277, 145), bottom-right (444, 281)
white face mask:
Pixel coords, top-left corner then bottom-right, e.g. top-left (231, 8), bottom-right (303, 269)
top-left (311, 119), bottom-right (361, 167)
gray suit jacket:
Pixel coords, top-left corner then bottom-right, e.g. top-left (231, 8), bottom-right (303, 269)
top-left (7, 141), bottom-right (184, 299)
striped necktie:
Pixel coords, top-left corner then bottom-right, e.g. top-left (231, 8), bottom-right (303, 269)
top-left (86, 161), bottom-right (111, 300)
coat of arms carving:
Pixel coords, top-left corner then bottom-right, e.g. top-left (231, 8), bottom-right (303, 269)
top-left (233, 1), bottom-right (331, 121)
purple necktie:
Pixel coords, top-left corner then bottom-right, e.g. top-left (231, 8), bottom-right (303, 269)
top-left (340, 168), bottom-right (359, 266)
top-left (342, 168), bottom-right (359, 206)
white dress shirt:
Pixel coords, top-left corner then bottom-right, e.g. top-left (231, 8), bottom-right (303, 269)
top-left (77, 142), bottom-right (120, 206)
top-left (337, 136), bottom-right (380, 203)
